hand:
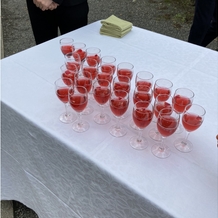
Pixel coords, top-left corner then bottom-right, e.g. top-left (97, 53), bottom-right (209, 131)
top-left (48, 2), bottom-right (59, 10)
top-left (33, 0), bottom-right (57, 11)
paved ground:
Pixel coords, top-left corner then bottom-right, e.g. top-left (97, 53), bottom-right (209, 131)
top-left (1, 0), bottom-right (217, 217)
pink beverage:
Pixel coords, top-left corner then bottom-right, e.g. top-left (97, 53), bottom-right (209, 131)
top-left (97, 73), bottom-right (113, 83)
top-left (73, 49), bottom-right (87, 61)
top-left (66, 62), bottom-right (81, 71)
top-left (154, 87), bottom-right (171, 100)
top-left (133, 91), bottom-right (152, 105)
top-left (93, 86), bottom-right (111, 105)
top-left (101, 65), bottom-right (113, 74)
top-left (117, 69), bottom-right (133, 81)
top-left (69, 95), bottom-right (88, 112)
top-left (113, 82), bottom-right (130, 93)
top-left (102, 64), bottom-right (116, 74)
top-left (136, 81), bottom-right (152, 91)
top-left (173, 95), bottom-right (192, 113)
top-left (133, 108), bottom-right (153, 129)
top-left (83, 66), bottom-right (98, 80)
top-left (76, 78), bottom-right (92, 93)
top-left (110, 97), bottom-right (129, 117)
top-left (61, 45), bottom-right (72, 55)
top-left (62, 70), bottom-right (77, 84)
top-left (182, 113), bottom-right (203, 132)
top-left (154, 102), bottom-right (172, 118)
top-left (157, 116), bottom-right (178, 137)
top-left (56, 88), bottom-right (69, 103)
top-left (87, 55), bottom-right (101, 66)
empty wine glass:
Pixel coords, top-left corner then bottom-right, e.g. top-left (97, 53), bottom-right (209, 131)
top-left (151, 108), bottom-right (180, 158)
top-left (149, 94), bottom-right (173, 141)
top-left (100, 56), bottom-right (116, 75)
top-left (68, 86), bottom-right (89, 132)
top-left (172, 88), bottom-right (195, 134)
top-left (174, 104), bottom-right (205, 152)
top-left (75, 71), bottom-right (93, 115)
top-left (130, 101), bottom-right (154, 150)
top-left (60, 38), bottom-right (74, 55)
top-left (54, 78), bottom-right (75, 123)
top-left (109, 90), bottom-right (129, 137)
top-left (153, 78), bottom-right (173, 99)
top-left (135, 71), bottom-right (154, 91)
top-left (72, 42), bottom-right (87, 62)
top-left (93, 79), bottom-right (111, 124)
top-left (117, 62), bottom-right (134, 81)
top-left (65, 51), bottom-right (82, 72)
top-left (86, 47), bottom-right (101, 66)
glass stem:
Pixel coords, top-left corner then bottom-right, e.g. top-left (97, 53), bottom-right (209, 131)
top-left (160, 137), bottom-right (166, 151)
top-left (100, 104), bottom-right (105, 118)
top-left (137, 129), bottom-right (142, 142)
top-left (184, 132), bottom-right (190, 144)
top-left (64, 103), bottom-right (68, 116)
top-left (115, 116), bottom-right (121, 129)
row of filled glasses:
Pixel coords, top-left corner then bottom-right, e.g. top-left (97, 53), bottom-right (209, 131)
top-left (56, 38), bottom-right (206, 158)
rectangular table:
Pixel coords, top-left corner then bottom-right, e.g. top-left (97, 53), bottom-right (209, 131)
top-left (1, 21), bottom-right (217, 218)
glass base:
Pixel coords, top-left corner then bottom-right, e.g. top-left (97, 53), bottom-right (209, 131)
top-left (72, 120), bottom-right (89, 133)
top-left (151, 143), bottom-right (171, 158)
top-left (130, 136), bottom-right (148, 150)
top-left (174, 138), bottom-right (193, 152)
top-left (59, 112), bottom-right (75, 124)
top-left (94, 113), bottom-right (111, 125)
top-left (109, 124), bottom-right (127, 137)
top-left (82, 105), bottom-right (94, 115)
top-left (148, 128), bottom-right (162, 141)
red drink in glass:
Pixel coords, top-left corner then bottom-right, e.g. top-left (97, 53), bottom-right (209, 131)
top-left (69, 95), bottom-right (88, 112)
top-left (93, 87), bottom-right (110, 105)
top-left (173, 95), bottom-right (192, 113)
top-left (182, 113), bottom-right (203, 132)
top-left (56, 88), bottom-right (69, 103)
top-left (110, 98), bottom-right (128, 117)
top-left (133, 108), bottom-right (153, 129)
top-left (154, 87), bottom-right (171, 99)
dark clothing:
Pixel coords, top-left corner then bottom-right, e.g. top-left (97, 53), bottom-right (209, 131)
top-left (188, 0), bottom-right (217, 47)
top-left (26, 0), bottom-right (89, 45)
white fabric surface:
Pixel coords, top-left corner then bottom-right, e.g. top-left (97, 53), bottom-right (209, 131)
top-left (1, 21), bottom-right (217, 218)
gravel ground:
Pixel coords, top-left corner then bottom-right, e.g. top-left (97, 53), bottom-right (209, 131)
top-left (1, 0), bottom-right (217, 217)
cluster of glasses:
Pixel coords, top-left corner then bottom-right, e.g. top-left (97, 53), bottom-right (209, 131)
top-left (55, 37), bottom-right (206, 158)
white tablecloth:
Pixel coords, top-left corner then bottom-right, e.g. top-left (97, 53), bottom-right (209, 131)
top-left (1, 21), bottom-right (218, 218)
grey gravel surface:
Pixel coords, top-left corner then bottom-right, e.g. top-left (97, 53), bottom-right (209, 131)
top-left (1, 0), bottom-right (217, 217)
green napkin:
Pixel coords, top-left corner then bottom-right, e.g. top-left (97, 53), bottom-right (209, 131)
top-left (100, 15), bottom-right (133, 38)
top-left (100, 25), bottom-right (132, 38)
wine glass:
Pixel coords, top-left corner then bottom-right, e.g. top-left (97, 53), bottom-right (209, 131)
top-left (72, 42), bottom-right (87, 62)
top-left (82, 59), bottom-right (98, 81)
top-left (153, 78), bottom-right (173, 99)
top-left (174, 104), bottom-right (206, 152)
top-left (54, 78), bottom-right (75, 123)
top-left (172, 88), bottom-right (195, 133)
top-left (117, 62), bottom-right (134, 81)
top-left (60, 64), bottom-right (78, 85)
top-left (65, 51), bottom-right (82, 72)
top-left (97, 65), bottom-right (113, 84)
top-left (75, 71), bottom-right (93, 115)
top-left (151, 108), bottom-right (180, 158)
top-left (68, 86), bottom-right (89, 133)
top-left (109, 90), bottom-right (129, 137)
top-left (130, 101), bottom-right (154, 150)
top-left (59, 38), bottom-right (74, 55)
top-left (130, 85), bottom-right (153, 129)
top-left (86, 47), bottom-right (101, 66)
top-left (135, 71), bottom-right (154, 91)
top-left (100, 56), bottom-right (116, 75)
top-left (113, 75), bottom-right (131, 93)
top-left (148, 94), bottom-right (173, 141)
top-left (93, 79), bottom-right (111, 124)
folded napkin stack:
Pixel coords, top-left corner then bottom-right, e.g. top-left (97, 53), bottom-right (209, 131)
top-left (100, 15), bottom-right (133, 38)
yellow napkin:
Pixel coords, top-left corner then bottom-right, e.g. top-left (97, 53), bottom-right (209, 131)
top-left (100, 15), bottom-right (133, 38)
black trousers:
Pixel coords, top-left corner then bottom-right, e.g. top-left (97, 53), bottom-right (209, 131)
top-left (188, 0), bottom-right (217, 47)
top-left (26, 0), bottom-right (89, 44)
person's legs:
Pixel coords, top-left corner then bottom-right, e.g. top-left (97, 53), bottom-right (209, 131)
top-left (26, 0), bottom-right (58, 44)
top-left (201, 0), bottom-right (217, 47)
top-left (57, 1), bottom-right (89, 35)
top-left (188, 0), bottom-right (215, 46)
